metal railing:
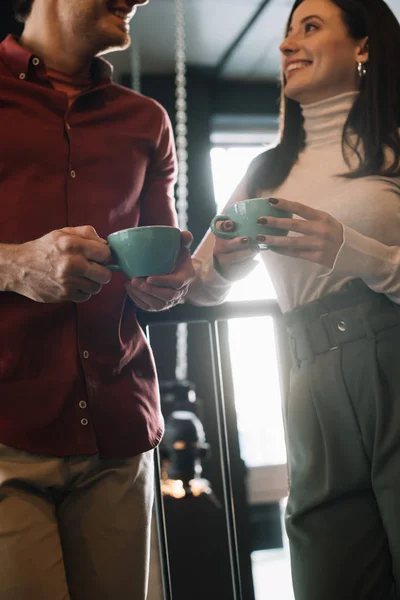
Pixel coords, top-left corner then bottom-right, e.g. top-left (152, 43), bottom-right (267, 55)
top-left (140, 299), bottom-right (288, 600)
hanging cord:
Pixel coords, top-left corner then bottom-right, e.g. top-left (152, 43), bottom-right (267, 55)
top-left (175, 0), bottom-right (189, 382)
top-left (130, 38), bottom-right (141, 94)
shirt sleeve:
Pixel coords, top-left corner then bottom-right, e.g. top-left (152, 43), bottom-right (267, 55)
top-left (186, 172), bottom-right (258, 306)
top-left (138, 105), bottom-right (178, 228)
top-left (320, 225), bottom-right (400, 304)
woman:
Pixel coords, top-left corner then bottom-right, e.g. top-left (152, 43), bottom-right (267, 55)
top-left (186, 0), bottom-right (400, 598)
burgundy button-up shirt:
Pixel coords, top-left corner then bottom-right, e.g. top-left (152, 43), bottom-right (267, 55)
top-left (0, 35), bottom-right (178, 457)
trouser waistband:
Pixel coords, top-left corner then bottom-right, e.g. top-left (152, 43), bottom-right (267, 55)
top-left (282, 280), bottom-right (400, 365)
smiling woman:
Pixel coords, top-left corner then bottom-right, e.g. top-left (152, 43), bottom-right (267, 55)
top-left (280, 0), bottom-right (368, 105)
top-left (187, 1), bottom-right (400, 598)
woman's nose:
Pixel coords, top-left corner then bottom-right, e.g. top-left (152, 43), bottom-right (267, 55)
top-left (279, 35), bottom-right (299, 55)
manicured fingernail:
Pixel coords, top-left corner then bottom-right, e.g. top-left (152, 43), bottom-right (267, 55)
top-left (257, 217), bottom-right (268, 225)
top-left (241, 237), bottom-right (249, 245)
top-left (221, 221), bottom-right (235, 232)
top-left (269, 198), bottom-right (279, 205)
top-left (256, 235), bottom-right (266, 243)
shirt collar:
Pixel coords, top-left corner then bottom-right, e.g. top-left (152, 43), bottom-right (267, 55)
top-left (0, 34), bottom-right (113, 87)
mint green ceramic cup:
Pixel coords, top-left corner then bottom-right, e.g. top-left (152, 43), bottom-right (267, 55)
top-left (211, 198), bottom-right (292, 249)
top-left (107, 226), bottom-right (181, 278)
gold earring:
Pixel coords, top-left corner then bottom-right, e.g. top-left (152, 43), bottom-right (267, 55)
top-left (358, 61), bottom-right (367, 78)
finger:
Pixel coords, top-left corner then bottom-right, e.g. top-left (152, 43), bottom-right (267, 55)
top-left (257, 216), bottom-right (317, 234)
top-left (258, 234), bottom-right (318, 251)
top-left (60, 226), bottom-right (107, 244)
top-left (180, 230), bottom-right (193, 249)
top-left (126, 284), bottom-right (175, 311)
top-left (268, 197), bottom-right (323, 221)
top-left (80, 239), bottom-right (112, 264)
top-left (218, 220), bottom-right (235, 233)
top-left (71, 290), bottom-right (93, 303)
top-left (76, 279), bottom-right (103, 296)
top-left (83, 261), bottom-right (113, 284)
top-left (131, 298), bottom-right (152, 311)
top-left (268, 246), bottom-right (322, 262)
top-left (57, 232), bottom-right (112, 264)
top-left (217, 249), bottom-right (259, 268)
top-left (214, 236), bottom-right (258, 256)
top-left (127, 278), bottom-right (185, 303)
top-left (146, 252), bottom-right (194, 289)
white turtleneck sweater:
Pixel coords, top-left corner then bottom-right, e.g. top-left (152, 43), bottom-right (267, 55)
top-left (187, 91), bottom-right (400, 313)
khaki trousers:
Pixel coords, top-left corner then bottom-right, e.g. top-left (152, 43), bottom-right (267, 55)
top-left (0, 445), bottom-right (154, 600)
top-left (283, 280), bottom-right (400, 600)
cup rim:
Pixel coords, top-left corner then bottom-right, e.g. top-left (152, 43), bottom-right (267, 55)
top-left (108, 225), bottom-right (180, 238)
top-left (232, 197), bottom-right (270, 204)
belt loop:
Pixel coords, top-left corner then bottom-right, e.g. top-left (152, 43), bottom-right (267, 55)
top-left (319, 313), bottom-right (338, 351)
top-left (357, 304), bottom-right (375, 341)
top-left (287, 323), bottom-right (315, 366)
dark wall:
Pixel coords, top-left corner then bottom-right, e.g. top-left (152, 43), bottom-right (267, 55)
top-left (0, 3), bottom-right (22, 42)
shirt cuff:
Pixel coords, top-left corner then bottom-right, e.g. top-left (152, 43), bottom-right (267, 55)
top-left (186, 253), bottom-right (232, 306)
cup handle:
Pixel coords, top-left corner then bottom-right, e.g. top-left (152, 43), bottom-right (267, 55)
top-left (211, 215), bottom-right (236, 239)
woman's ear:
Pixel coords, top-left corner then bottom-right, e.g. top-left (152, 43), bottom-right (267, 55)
top-left (356, 36), bottom-right (369, 65)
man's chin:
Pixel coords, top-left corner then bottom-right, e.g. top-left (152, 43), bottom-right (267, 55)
top-left (97, 33), bottom-right (131, 56)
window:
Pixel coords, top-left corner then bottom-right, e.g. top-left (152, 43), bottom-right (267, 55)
top-left (210, 145), bottom-right (286, 468)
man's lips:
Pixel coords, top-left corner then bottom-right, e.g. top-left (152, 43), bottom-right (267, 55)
top-left (107, 5), bottom-right (135, 23)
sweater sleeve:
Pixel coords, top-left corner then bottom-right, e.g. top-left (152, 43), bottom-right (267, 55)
top-left (320, 225), bottom-right (400, 303)
top-left (186, 172), bottom-right (258, 306)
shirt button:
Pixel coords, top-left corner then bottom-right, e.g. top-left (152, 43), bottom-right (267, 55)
top-left (83, 350), bottom-right (89, 359)
top-left (79, 400), bottom-right (87, 409)
top-left (19, 73), bottom-right (26, 80)
top-left (32, 57), bottom-right (40, 66)
top-left (81, 418), bottom-right (89, 426)
top-left (66, 123), bottom-right (71, 130)
top-left (337, 320), bottom-right (346, 332)
top-left (70, 170), bottom-right (76, 178)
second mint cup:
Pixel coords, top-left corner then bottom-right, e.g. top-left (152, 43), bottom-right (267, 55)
top-left (211, 197), bottom-right (292, 249)
top-left (107, 226), bottom-right (181, 279)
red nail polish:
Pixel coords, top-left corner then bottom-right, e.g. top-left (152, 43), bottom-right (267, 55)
top-left (256, 235), bottom-right (266, 243)
top-left (257, 217), bottom-right (268, 225)
top-left (241, 237), bottom-right (249, 245)
top-left (268, 198), bottom-right (279, 205)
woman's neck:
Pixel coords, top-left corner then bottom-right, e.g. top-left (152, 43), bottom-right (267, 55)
top-left (300, 91), bottom-right (359, 148)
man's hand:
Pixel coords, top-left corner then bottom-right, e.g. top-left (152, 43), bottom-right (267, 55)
top-left (12, 226), bottom-right (112, 303)
top-left (125, 230), bottom-right (195, 311)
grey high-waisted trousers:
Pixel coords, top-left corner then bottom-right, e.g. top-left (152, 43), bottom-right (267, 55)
top-left (282, 280), bottom-right (400, 600)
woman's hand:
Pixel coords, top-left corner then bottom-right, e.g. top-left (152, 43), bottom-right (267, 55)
top-left (257, 198), bottom-right (344, 269)
top-left (213, 233), bottom-right (259, 281)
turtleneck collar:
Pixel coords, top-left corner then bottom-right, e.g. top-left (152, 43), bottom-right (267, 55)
top-left (301, 91), bottom-right (359, 148)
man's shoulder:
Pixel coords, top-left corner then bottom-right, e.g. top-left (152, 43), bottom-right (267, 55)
top-left (108, 83), bottom-right (169, 120)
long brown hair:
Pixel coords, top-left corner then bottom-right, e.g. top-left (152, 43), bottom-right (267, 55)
top-left (248, 0), bottom-right (400, 196)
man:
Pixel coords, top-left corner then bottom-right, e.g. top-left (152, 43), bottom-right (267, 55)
top-left (0, 0), bottom-right (194, 598)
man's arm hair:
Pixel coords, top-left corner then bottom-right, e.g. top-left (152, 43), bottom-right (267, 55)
top-left (0, 243), bottom-right (22, 293)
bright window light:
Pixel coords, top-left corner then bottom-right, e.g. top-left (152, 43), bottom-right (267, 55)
top-left (210, 145), bottom-right (286, 467)
top-left (210, 147), bottom-right (277, 302)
